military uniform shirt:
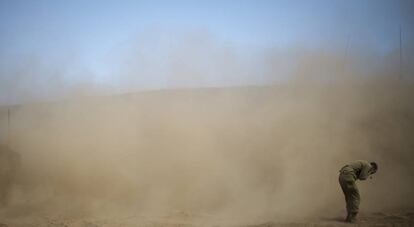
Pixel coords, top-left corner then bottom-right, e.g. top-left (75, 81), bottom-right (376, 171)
top-left (340, 160), bottom-right (372, 180)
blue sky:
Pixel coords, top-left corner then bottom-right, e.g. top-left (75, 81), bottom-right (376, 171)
top-left (0, 0), bottom-right (413, 104)
top-left (1, 0), bottom-right (408, 53)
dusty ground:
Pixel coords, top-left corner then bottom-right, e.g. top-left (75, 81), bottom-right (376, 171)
top-left (1, 209), bottom-right (414, 227)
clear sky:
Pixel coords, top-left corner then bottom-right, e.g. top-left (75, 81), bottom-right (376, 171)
top-left (0, 0), bottom-right (413, 104)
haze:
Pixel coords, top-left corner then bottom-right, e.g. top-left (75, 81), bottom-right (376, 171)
top-left (0, 1), bottom-right (413, 226)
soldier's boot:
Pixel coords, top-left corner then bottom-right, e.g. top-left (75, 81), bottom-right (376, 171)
top-left (345, 213), bottom-right (350, 222)
top-left (346, 212), bottom-right (358, 223)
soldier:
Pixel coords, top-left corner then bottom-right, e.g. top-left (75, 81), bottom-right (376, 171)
top-left (0, 144), bottom-right (20, 206)
top-left (338, 160), bottom-right (378, 223)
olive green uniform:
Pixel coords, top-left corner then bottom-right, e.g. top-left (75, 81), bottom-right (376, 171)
top-left (338, 160), bottom-right (372, 215)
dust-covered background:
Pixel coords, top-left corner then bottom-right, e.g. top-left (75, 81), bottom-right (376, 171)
top-left (1, 80), bottom-right (414, 223)
top-left (1, 1), bottom-right (414, 226)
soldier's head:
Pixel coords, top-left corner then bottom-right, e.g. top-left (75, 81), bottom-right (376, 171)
top-left (370, 162), bottom-right (378, 174)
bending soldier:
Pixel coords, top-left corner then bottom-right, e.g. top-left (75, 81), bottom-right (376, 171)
top-left (338, 160), bottom-right (378, 223)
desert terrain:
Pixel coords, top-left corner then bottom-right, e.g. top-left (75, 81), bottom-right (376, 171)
top-left (0, 82), bottom-right (413, 226)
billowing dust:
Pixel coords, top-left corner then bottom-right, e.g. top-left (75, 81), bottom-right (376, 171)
top-left (0, 80), bottom-right (413, 224)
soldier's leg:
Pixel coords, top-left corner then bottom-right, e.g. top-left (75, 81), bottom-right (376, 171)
top-left (349, 183), bottom-right (360, 215)
top-left (339, 174), bottom-right (352, 212)
top-left (339, 178), bottom-right (349, 212)
top-left (345, 180), bottom-right (360, 222)
top-left (339, 173), bottom-right (358, 222)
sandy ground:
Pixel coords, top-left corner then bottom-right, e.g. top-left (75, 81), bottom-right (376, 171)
top-left (1, 209), bottom-right (414, 227)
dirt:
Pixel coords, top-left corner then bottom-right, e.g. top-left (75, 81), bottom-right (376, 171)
top-left (1, 210), bottom-right (414, 227)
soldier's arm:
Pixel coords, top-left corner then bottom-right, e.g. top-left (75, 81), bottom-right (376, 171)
top-left (359, 162), bottom-right (371, 180)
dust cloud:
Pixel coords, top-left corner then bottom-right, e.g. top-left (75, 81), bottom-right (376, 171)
top-left (0, 30), bottom-right (414, 225)
top-left (1, 80), bottom-right (414, 223)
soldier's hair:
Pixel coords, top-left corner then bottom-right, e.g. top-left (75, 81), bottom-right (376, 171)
top-left (370, 162), bottom-right (378, 172)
